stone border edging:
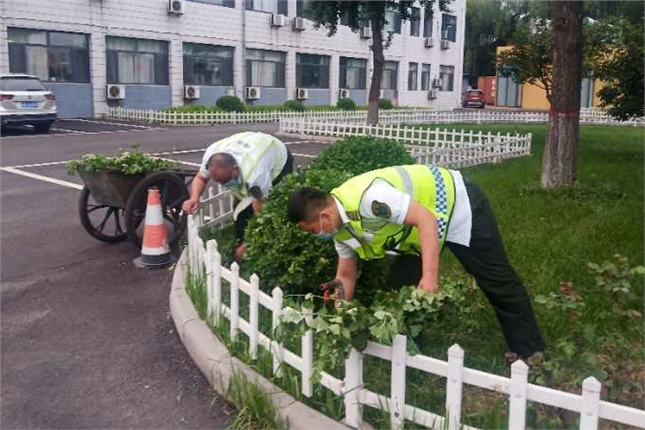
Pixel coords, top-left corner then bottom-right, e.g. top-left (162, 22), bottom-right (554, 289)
top-left (169, 250), bottom-right (351, 430)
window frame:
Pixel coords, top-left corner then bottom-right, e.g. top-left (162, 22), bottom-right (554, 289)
top-left (8, 27), bottom-right (90, 83)
top-left (423, 8), bottom-right (434, 37)
top-left (408, 62), bottom-right (418, 91)
top-left (381, 61), bottom-right (398, 90)
top-left (441, 13), bottom-right (457, 42)
top-left (439, 65), bottom-right (455, 92)
top-left (296, 53), bottom-right (330, 89)
top-left (183, 43), bottom-right (234, 86)
top-left (245, 0), bottom-right (287, 15)
top-left (384, 10), bottom-right (402, 34)
top-left (246, 49), bottom-right (286, 88)
top-left (106, 36), bottom-right (169, 85)
top-left (188, 0), bottom-right (235, 7)
top-left (410, 7), bottom-right (421, 37)
top-left (421, 63), bottom-right (431, 91)
top-left (339, 57), bottom-right (367, 90)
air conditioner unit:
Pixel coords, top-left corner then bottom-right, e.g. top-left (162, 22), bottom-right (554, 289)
top-left (339, 89), bottom-right (350, 99)
top-left (360, 26), bottom-right (371, 39)
top-left (167, 0), bottom-right (185, 15)
top-left (106, 84), bottom-right (126, 100)
top-left (246, 86), bottom-right (261, 100)
top-left (292, 17), bottom-right (305, 32)
top-left (441, 39), bottom-right (450, 50)
top-left (271, 13), bottom-right (286, 27)
top-left (424, 37), bottom-right (434, 48)
top-left (295, 88), bottom-right (309, 100)
top-left (432, 78), bottom-right (443, 88)
top-left (427, 89), bottom-right (437, 100)
top-left (184, 85), bottom-right (200, 99)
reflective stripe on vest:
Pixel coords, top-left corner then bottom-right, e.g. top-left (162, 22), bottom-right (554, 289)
top-left (212, 132), bottom-right (284, 199)
top-left (331, 165), bottom-right (456, 260)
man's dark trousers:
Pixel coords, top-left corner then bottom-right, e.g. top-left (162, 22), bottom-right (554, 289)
top-left (445, 180), bottom-right (545, 359)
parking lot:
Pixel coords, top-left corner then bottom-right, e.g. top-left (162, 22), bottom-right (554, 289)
top-left (0, 119), bottom-right (329, 428)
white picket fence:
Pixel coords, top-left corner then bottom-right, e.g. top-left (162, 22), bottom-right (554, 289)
top-left (107, 106), bottom-right (644, 126)
top-left (185, 206), bottom-right (645, 430)
top-left (280, 118), bottom-right (532, 169)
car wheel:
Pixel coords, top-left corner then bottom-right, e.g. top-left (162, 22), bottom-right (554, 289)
top-left (34, 122), bottom-right (52, 133)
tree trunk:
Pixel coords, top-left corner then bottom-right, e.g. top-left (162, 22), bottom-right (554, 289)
top-left (541, 1), bottom-right (584, 188)
top-left (368, 16), bottom-right (385, 126)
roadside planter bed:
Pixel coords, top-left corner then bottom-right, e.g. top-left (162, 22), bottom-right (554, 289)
top-left (174, 131), bottom-right (645, 429)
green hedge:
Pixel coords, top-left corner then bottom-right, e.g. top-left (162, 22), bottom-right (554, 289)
top-left (216, 95), bottom-right (246, 112)
top-left (337, 97), bottom-right (357, 110)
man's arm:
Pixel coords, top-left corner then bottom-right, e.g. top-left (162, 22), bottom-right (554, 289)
top-left (181, 174), bottom-right (208, 214)
top-left (403, 200), bottom-right (441, 293)
top-left (334, 256), bottom-right (358, 301)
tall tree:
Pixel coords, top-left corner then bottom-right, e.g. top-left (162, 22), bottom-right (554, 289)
top-left (306, 0), bottom-right (452, 125)
top-left (541, 1), bottom-right (584, 188)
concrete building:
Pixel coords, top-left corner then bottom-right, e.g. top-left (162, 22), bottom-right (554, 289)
top-left (1, 0), bottom-right (466, 118)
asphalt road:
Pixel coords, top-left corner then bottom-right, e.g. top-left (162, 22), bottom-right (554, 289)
top-left (0, 119), bottom-right (329, 429)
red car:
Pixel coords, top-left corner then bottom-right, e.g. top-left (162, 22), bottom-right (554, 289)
top-left (462, 89), bottom-right (486, 109)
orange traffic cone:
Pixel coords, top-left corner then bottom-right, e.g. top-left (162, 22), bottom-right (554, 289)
top-left (133, 187), bottom-right (172, 268)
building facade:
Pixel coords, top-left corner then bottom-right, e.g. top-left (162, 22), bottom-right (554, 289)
top-left (1, 0), bottom-right (466, 118)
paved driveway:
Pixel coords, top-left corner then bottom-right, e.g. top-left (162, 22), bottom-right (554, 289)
top-left (0, 119), bottom-right (329, 429)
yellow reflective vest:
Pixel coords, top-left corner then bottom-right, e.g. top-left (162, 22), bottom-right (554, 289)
top-left (330, 165), bottom-right (455, 259)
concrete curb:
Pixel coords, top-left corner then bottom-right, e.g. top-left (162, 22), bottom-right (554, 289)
top-left (169, 250), bottom-right (350, 430)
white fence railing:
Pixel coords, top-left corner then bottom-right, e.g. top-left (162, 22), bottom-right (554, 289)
top-left (108, 106), bottom-right (644, 126)
top-left (186, 211), bottom-right (645, 430)
top-left (280, 119), bottom-right (532, 169)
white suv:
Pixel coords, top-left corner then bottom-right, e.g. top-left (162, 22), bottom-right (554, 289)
top-left (1, 74), bottom-right (57, 133)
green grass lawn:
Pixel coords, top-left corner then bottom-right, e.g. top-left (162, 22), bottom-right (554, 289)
top-left (198, 124), bottom-right (644, 428)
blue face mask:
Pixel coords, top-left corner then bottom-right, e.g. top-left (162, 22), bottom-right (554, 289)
top-left (222, 177), bottom-right (240, 188)
top-left (315, 216), bottom-right (336, 240)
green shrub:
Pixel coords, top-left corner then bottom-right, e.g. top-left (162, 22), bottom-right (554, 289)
top-left (309, 136), bottom-right (415, 176)
top-left (216, 95), bottom-right (246, 112)
top-left (163, 105), bottom-right (223, 113)
top-left (244, 168), bottom-right (389, 300)
top-left (306, 105), bottom-right (340, 111)
top-left (337, 97), bottom-right (357, 110)
top-left (378, 98), bottom-right (393, 110)
top-left (283, 100), bottom-right (306, 111)
top-left (246, 104), bottom-right (287, 112)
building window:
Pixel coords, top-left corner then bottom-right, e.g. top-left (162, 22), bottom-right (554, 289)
top-left (441, 14), bottom-right (457, 42)
top-left (439, 65), bottom-right (454, 91)
top-left (381, 61), bottom-right (398, 90)
top-left (246, 49), bottom-right (286, 87)
top-left (188, 0), bottom-right (235, 7)
top-left (8, 28), bottom-right (89, 83)
top-left (296, 0), bottom-right (313, 18)
top-left (297, 54), bottom-right (330, 89)
top-left (184, 43), bottom-right (233, 86)
top-left (408, 63), bottom-right (418, 91)
top-left (410, 7), bottom-right (421, 36)
top-left (106, 37), bottom-right (169, 85)
top-left (340, 57), bottom-right (366, 89)
top-left (421, 63), bottom-right (431, 90)
top-left (384, 10), bottom-right (402, 34)
top-left (423, 8), bottom-right (433, 37)
top-left (245, 0), bottom-right (287, 14)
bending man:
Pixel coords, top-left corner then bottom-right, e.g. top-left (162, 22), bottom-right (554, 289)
top-left (287, 164), bottom-right (544, 362)
top-left (183, 131), bottom-right (293, 260)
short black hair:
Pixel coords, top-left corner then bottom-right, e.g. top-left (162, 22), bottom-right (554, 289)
top-left (287, 187), bottom-right (330, 223)
top-left (207, 152), bottom-right (237, 169)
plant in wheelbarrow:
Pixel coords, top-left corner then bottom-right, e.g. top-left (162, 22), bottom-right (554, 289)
top-left (67, 144), bottom-right (191, 249)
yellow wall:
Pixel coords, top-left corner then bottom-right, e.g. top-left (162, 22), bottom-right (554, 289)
top-left (520, 83), bottom-right (551, 110)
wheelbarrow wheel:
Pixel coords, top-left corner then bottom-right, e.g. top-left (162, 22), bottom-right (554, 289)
top-left (78, 186), bottom-right (128, 243)
top-left (124, 171), bottom-right (189, 249)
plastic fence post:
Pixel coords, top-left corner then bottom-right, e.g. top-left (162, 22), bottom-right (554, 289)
top-left (230, 262), bottom-right (240, 341)
top-left (271, 287), bottom-right (284, 377)
top-left (212, 246), bottom-right (222, 326)
top-left (509, 360), bottom-right (529, 430)
top-left (301, 328), bottom-right (313, 397)
top-left (446, 344), bottom-right (464, 430)
top-left (390, 335), bottom-right (407, 430)
top-left (580, 377), bottom-right (601, 430)
top-left (249, 274), bottom-right (259, 360)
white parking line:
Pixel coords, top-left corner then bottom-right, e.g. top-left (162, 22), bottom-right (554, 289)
top-left (71, 118), bottom-right (155, 129)
top-left (8, 160), bottom-right (71, 168)
top-left (155, 157), bottom-right (201, 167)
top-left (292, 153), bottom-right (316, 158)
top-left (0, 167), bottom-right (83, 190)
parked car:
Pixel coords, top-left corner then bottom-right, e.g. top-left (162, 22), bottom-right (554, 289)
top-left (0, 74), bottom-right (57, 133)
top-left (462, 89), bottom-right (486, 109)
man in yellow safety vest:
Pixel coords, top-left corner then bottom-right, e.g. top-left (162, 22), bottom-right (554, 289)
top-left (287, 164), bottom-right (545, 363)
top-left (183, 131), bottom-right (293, 260)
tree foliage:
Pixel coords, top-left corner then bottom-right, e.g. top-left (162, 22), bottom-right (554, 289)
top-left (304, 0), bottom-right (452, 125)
